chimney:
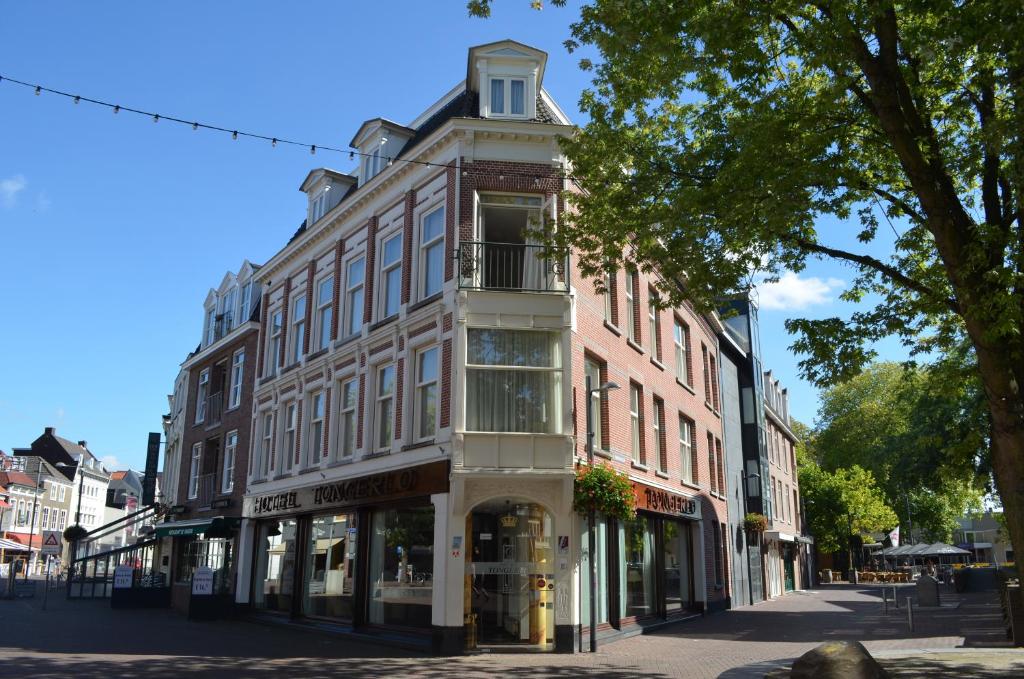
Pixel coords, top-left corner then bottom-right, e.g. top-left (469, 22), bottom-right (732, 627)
top-left (78, 440), bottom-right (87, 448)
top-left (45, 427), bottom-right (55, 436)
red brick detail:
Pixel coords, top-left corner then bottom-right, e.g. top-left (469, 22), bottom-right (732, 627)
top-left (294, 400), bottom-right (304, 467)
top-left (356, 373), bottom-right (366, 449)
top-left (442, 313), bottom-right (453, 333)
top-left (363, 216), bottom-right (378, 325)
top-left (444, 162), bottom-right (456, 282)
top-left (395, 357), bottom-right (405, 440)
top-left (257, 292), bottom-right (269, 378)
top-left (440, 338), bottom-right (452, 428)
top-left (608, 271), bottom-right (620, 327)
top-left (359, 353), bottom-right (366, 367)
top-left (401, 190), bottom-right (416, 305)
top-left (331, 239), bottom-right (344, 341)
top-left (336, 357), bottom-right (356, 371)
top-left (408, 321), bottom-right (437, 339)
top-left (369, 340), bottom-right (393, 356)
top-left (322, 387), bottom-right (332, 463)
top-left (303, 262), bottom-right (315, 356)
top-left (398, 335), bottom-right (405, 351)
top-left (279, 278), bottom-right (292, 368)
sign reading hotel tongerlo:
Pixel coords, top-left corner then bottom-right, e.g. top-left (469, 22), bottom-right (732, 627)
top-left (633, 480), bottom-right (702, 520)
top-left (243, 460), bottom-right (449, 519)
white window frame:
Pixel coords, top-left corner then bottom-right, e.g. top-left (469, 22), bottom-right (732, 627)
top-left (59, 485), bottom-right (66, 502)
top-left (282, 402), bottom-right (297, 471)
top-left (59, 509), bottom-right (67, 530)
top-left (345, 257), bottom-right (365, 337)
top-left (374, 363), bottom-right (395, 451)
top-left (308, 390), bottom-right (325, 465)
top-left (289, 293), bottom-right (306, 365)
top-left (603, 272), bottom-right (614, 324)
top-left (630, 383), bottom-right (641, 463)
top-left (648, 287), bottom-right (661, 359)
top-left (260, 412), bottom-right (274, 478)
top-left (653, 397), bottom-right (665, 473)
top-left (222, 431), bottom-right (237, 493)
top-left (379, 233), bottom-right (403, 319)
top-left (268, 309), bottom-right (283, 374)
top-left (229, 349), bottom-right (244, 409)
top-left (585, 357), bottom-right (605, 451)
top-left (195, 369), bottom-right (210, 424)
top-left (315, 275), bottom-right (334, 352)
top-left (204, 307), bottom-right (215, 346)
top-left (625, 270), bottom-right (637, 343)
top-left (419, 206), bottom-right (445, 299)
top-left (674, 319), bottom-right (690, 384)
top-left (239, 281), bottom-right (252, 324)
top-left (49, 483), bottom-right (57, 500)
top-left (187, 443), bottom-right (202, 499)
top-left (489, 76), bottom-right (527, 117)
top-left (221, 287), bottom-right (237, 330)
top-left (414, 346), bottom-right (439, 441)
top-left (679, 416), bottom-right (693, 484)
top-left (41, 506), bottom-right (50, 531)
top-left (338, 378), bottom-right (358, 459)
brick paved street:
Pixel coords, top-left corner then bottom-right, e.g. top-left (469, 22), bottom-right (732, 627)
top-left (2, 582), bottom-right (1021, 678)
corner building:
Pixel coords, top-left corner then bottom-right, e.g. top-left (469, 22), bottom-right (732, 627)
top-left (238, 40), bottom-right (728, 653)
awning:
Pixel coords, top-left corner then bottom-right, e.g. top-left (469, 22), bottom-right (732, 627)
top-left (0, 537), bottom-right (36, 551)
top-left (764, 530), bottom-right (796, 543)
top-left (154, 516), bottom-right (240, 538)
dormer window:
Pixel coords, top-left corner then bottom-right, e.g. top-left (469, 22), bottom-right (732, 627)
top-left (490, 77), bottom-right (526, 117)
top-left (311, 192), bottom-right (327, 223)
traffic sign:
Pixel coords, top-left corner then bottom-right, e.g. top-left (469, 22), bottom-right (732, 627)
top-left (41, 531), bottom-right (62, 555)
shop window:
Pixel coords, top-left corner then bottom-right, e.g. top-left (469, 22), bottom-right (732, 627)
top-left (368, 506), bottom-right (434, 628)
top-left (622, 516), bottom-right (655, 618)
top-left (580, 514), bottom-right (611, 626)
top-left (174, 537), bottom-right (232, 593)
top-left (255, 519), bottom-right (298, 614)
top-left (304, 514), bottom-right (358, 620)
top-left (663, 520), bottom-right (693, 612)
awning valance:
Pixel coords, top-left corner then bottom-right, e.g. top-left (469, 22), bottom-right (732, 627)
top-left (0, 536), bottom-right (36, 551)
top-left (154, 516), bottom-right (239, 539)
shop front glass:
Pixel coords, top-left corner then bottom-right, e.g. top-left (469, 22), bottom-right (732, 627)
top-left (663, 519), bottom-right (693, 612)
top-left (580, 514), bottom-right (610, 626)
top-left (304, 513), bottom-right (358, 620)
top-left (368, 506), bottom-right (434, 628)
top-left (255, 519), bottom-right (298, 614)
top-left (622, 515), bottom-right (655, 618)
top-left (466, 499), bottom-right (555, 649)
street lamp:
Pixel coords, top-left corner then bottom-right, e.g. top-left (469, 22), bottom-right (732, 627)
top-left (585, 375), bottom-right (619, 652)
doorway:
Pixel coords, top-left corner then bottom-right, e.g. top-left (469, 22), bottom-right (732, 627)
top-left (466, 498), bottom-right (554, 650)
top-left (784, 545), bottom-right (796, 592)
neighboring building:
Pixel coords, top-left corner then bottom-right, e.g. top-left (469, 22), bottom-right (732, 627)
top-left (157, 260), bottom-right (261, 613)
top-left (18, 457), bottom-right (74, 573)
top-left (161, 367), bottom-right (190, 507)
top-left (955, 511), bottom-right (1015, 565)
top-left (234, 39), bottom-right (729, 654)
top-left (0, 469), bottom-right (44, 574)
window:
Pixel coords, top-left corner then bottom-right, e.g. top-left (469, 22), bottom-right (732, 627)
top-left (654, 397), bottom-right (666, 473)
top-left (709, 354), bottom-right (719, 410)
top-left (777, 479), bottom-right (785, 522)
top-left (195, 369), bottom-right (210, 424)
top-left (309, 391), bottom-right (325, 464)
top-left (59, 486), bottom-right (66, 502)
top-left (465, 329), bottom-right (562, 434)
top-left (49, 483), bottom-right (57, 500)
top-left (282, 403), bottom-right (297, 471)
top-left (489, 77), bottom-right (526, 116)
top-left (648, 287), bottom-right (662, 360)
top-left (16, 500), bottom-right (26, 526)
top-left (674, 319), bottom-right (690, 384)
top-left (239, 281), bottom-right (252, 324)
top-left (205, 307), bottom-right (215, 346)
top-left (602, 271), bottom-right (617, 325)
top-left (679, 416), bottom-right (695, 485)
top-left (701, 344), bottom-right (711, 403)
top-left (630, 383), bottom-right (643, 464)
top-left (346, 257), bottom-right (365, 336)
top-left (221, 287), bottom-right (236, 330)
top-left (339, 378), bottom-right (358, 458)
top-left (585, 357), bottom-right (607, 450)
top-left (268, 310), bottom-right (283, 374)
top-left (380, 234), bottom-right (402, 319)
top-left (420, 207), bottom-right (445, 299)
top-left (41, 507), bottom-right (50, 531)
top-left (311, 191), bottom-right (327, 223)
top-left (290, 294), bottom-right (306, 364)
top-left (415, 347), bottom-right (439, 440)
top-left (784, 484), bottom-right (791, 523)
top-left (315, 276), bottom-right (333, 351)
top-left (716, 438), bottom-right (725, 495)
top-left (793, 489), bottom-right (800, 530)
top-left (625, 270), bottom-right (639, 343)
top-left (222, 431), bottom-right (237, 493)
top-left (229, 349), bottom-right (244, 409)
top-left (188, 443), bottom-right (201, 499)
top-left (59, 509), bottom-right (67, 530)
top-left (375, 364), bottom-right (396, 450)
top-left (260, 412), bottom-right (274, 477)
top-left (707, 432), bottom-right (718, 494)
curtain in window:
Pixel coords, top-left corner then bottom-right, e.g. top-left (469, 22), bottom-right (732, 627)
top-left (490, 78), bottom-right (505, 113)
top-left (511, 79), bottom-right (525, 115)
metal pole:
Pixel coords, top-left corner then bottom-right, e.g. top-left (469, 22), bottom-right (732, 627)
top-left (882, 586), bottom-right (888, 613)
top-left (43, 565), bottom-right (49, 610)
top-left (25, 461), bottom-right (43, 580)
top-left (585, 373), bottom-right (598, 653)
top-left (906, 596), bottom-right (913, 632)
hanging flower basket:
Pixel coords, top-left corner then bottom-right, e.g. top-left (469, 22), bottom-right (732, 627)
top-left (743, 513), bottom-right (768, 533)
top-left (574, 463), bottom-right (636, 522)
top-left (63, 524), bottom-right (88, 542)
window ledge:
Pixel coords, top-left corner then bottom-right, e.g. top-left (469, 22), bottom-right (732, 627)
top-left (593, 448), bottom-right (613, 460)
top-left (370, 314), bottom-right (399, 332)
top-left (225, 404), bottom-right (241, 414)
top-left (705, 401), bottom-right (720, 417)
top-left (334, 333), bottom-right (361, 349)
top-left (270, 473), bottom-right (292, 481)
top-left (681, 480), bottom-right (701, 492)
top-left (408, 292), bottom-right (443, 314)
top-left (281, 362), bottom-right (300, 375)
top-left (325, 458), bottom-right (355, 469)
top-left (603, 321), bottom-right (622, 337)
top-left (631, 461), bottom-right (649, 472)
top-left (307, 348), bottom-right (328, 361)
top-left (650, 357), bottom-right (666, 371)
top-left (626, 339), bottom-right (645, 355)
top-left (249, 477), bottom-right (266, 486)
top-left (363, 450), bottom-right (391, 460)
top-left (402, 440), bottom-right (436, 452)
top-left (655, 470), bottom-right (670, 480)
top-left (676, 378), bottom-right (696, 396)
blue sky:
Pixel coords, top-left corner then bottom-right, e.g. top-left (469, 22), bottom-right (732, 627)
top-left (0, 1), bottom-right (904, 470)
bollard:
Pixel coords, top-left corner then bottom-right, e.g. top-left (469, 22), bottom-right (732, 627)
top-left (882, 587), bottom-right (888, 614)
top-left (907, 596), bottom-right (914, 632)
top-left (893, 586), bottom-right (899, 608)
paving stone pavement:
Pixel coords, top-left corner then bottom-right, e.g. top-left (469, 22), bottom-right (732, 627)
top-left (1, 582), bottom-right (1020, 678)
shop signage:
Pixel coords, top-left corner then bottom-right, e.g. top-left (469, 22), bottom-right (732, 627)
top-left (633, 481), bottom-right (701, 520)
top-left (243, 461), bottom-right (449, 519)
top-left (142, 432), bottom-right (160, 506)
top-left (113, 565), bottom-right (134, 589)
top-left (191, 566), bottom-right (214, 596)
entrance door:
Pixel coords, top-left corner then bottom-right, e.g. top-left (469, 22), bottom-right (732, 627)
top-left (466, 499), bottom-right (554, 650)
top-left (784, 546), bottom-right (796, 592)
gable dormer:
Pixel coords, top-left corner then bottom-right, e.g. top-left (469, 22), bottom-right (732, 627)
top-left (348, 120), bottom-right (415, 185)
top-left (300, 168), bottom-right (357, 225)
top-left (467, 40), bottom-right (547, 120)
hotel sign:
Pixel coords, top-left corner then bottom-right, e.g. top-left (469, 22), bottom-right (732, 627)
top-left (243, 461), bottom-right (449, 519)
top-left (633, 481), bottom-right (701, 520)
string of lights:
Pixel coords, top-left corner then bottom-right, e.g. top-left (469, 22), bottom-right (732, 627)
top-left (0, 73), bottom-right (585, 184)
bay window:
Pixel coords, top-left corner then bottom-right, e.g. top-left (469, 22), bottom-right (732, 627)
top-left (466, 329), bottom-right (561, 434)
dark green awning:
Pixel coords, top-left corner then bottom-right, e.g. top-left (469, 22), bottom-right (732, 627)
top-left (154, 517), bottom-right (240, 539)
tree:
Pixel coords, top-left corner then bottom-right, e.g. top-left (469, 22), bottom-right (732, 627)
top-left (812, 362), bottom-right (986, 541)
top-left (798, 457), bottom-right (897, 569)
top-left (471, 0), bottom-right (1024, 579)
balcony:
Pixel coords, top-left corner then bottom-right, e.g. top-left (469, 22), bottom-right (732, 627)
top-left (204, 392), bottom-right (223, 428)
top-left (196, 473), bottom-right (216, 508)
top-left (457, 241), bottom-right (567, 293)
top-left (213, 313), bottom-right (234, 342)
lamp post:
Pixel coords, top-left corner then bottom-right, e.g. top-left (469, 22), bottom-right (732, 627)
top-left (585, 375), bottom-right (619, 652)
top-left (55, 462), bottom-right (83, 569)
top-left (24, 459), bottom-right (45, 580)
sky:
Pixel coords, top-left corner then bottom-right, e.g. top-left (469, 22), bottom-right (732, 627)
top-left (0, 1), bottom-right (907, 471)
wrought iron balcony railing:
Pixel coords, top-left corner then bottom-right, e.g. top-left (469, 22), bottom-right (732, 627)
top-left (457, 241), bottom-right (567, 293)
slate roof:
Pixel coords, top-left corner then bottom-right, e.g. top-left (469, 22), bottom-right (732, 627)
top-left (0, 471), bottom-right (38, 488)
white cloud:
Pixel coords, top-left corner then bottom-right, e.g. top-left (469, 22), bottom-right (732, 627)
top-left (100, 455), bottom-right (122, 471)
top-left (757, 271), bottom-right (844, 311)
top-left (1, 174), bottom-right (26, 208)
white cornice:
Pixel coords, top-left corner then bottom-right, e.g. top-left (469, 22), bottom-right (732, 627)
top-left (182, 321), bottom-right (259, 369)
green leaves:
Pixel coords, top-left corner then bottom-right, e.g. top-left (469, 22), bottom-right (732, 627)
top-left (574, 462), bottom-right (637, 521)
top-left (798, 458), bottom-right (897, 555)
